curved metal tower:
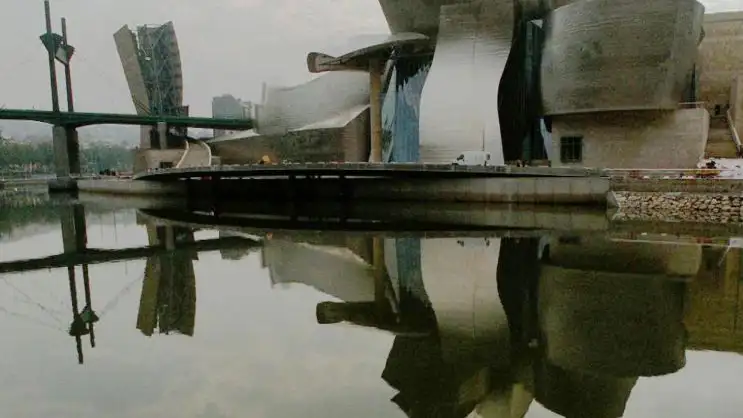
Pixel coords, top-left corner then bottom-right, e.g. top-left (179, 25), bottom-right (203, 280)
top-left (114, 22), bottom-right (187, 147)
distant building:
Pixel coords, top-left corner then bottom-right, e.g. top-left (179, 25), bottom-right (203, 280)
top-left (212, 94), bottom-right (253, 138)
top-left (114, 22), bottom-right (187, 148)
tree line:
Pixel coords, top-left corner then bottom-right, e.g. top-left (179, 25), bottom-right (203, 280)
top-left (0, 136), bottom-right (133, 177)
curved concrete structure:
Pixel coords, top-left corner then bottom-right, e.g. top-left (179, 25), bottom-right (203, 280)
top-left (176, 140), bottom-right (211, 168)
top-left (419, 1), bottom-right (515, 164)
top-left (541, 0), bottom-right (705, 115)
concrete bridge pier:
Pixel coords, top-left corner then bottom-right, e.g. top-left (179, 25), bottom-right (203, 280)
top-left (49, 125), bottom-right (81, 192)
top-left (157, 122), bottom-right (168, 149)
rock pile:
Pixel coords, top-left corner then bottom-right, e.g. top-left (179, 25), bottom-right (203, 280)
top-left (612, 192), bottom-right (743, 223)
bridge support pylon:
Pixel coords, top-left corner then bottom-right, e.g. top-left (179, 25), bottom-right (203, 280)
top-left (49, 125), bottom-right (81, 192)
top-left (157, 122), bottom-right (168, 149)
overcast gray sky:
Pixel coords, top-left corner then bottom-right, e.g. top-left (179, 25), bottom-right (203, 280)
top-left (0, 0), bottom-right (740, 119)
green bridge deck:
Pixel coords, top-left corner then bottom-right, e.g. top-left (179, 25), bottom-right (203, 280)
top-left (0, 108), bottom-right (254, 130)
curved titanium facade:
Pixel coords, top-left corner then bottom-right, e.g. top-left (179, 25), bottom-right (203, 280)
top-left (419, 1), bottom-right (515, 164)
top-left (541, 0), bottom-right (705, 115)
top-left (378, 0), bottom-right (552, 35)
top-left (256, 72), bottom-right (370, 135)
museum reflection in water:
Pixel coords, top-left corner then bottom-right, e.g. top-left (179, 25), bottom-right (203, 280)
top-left (4, 202), bottom-right (743, 418)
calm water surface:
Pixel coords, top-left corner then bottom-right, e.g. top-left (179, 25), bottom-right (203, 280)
top-left (2, 192), bottom-right (743, 417)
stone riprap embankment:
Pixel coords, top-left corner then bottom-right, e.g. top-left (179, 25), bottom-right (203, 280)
top-left (612, 192), bottom-right (743, 223)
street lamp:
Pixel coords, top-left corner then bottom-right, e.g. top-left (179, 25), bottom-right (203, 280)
top-left (39, 0), bottom-right (75, 113)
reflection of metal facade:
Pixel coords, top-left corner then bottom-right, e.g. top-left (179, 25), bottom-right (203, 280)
top-left (114, 22), bottom-right (185, 117)
top-left (263, 239), bottom-right (376, 302)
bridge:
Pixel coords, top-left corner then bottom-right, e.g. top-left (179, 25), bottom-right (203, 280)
top-left (0, 108), bottom-right (254, 130)
top-left (0, 235), bottom-right (260, 275)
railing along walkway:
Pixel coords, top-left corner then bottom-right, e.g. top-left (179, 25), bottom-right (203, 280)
top-left (727, 108), bottom-right (742, 156)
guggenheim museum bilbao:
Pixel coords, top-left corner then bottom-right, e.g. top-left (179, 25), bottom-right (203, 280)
top-left (206, 0), bottom-right (742, 170)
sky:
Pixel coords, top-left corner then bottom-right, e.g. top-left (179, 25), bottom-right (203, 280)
top-left (0, 0), bottom-right (740, 124)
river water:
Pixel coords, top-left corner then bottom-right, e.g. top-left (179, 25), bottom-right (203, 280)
top-left (2, 191), bottom-right (743, 418)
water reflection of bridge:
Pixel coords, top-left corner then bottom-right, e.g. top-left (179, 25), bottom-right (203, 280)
top-left (0, 204), bottom-right (260, 364)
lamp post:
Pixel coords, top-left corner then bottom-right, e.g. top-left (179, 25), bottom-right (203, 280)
top-left (61, 17), bottom-right (74, 112)
top-left (39, 1), bottom-right (76, 113)
top-left (41, 0), bottom-right (60, 112)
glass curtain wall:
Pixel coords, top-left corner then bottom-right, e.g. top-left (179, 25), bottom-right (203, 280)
top-left (381, 53), bottom-right (433, 163)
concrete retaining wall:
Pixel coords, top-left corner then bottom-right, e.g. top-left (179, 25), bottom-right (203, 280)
top-left (356, 177), bottom-right (608, 204)
top-left (78, 179), bottom-right (184, 196)
top-left (612, 178), bottom-right (743, 193)
top-left (185, 176), bottom-right (609, 205)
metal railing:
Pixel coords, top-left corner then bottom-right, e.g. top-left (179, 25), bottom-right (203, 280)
top-left (174, 139), bottom-right (190, 168)
top-left (679, 101), bottom-right (707, 109)
top-left (727, 108), bottom-right (742, 156)
top-left (605, 168), bottom-right (725, 179)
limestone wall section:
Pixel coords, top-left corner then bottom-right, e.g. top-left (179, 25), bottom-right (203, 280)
top-left (698, 12), bottom-right (743, 115)
top-left (550, 108), bottom-right (709, 169)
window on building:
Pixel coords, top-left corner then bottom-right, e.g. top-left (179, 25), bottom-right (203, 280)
top-left (560, 136), bottom-right (583, 163)
top-left (715, 105), bottom-right (722, 116)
